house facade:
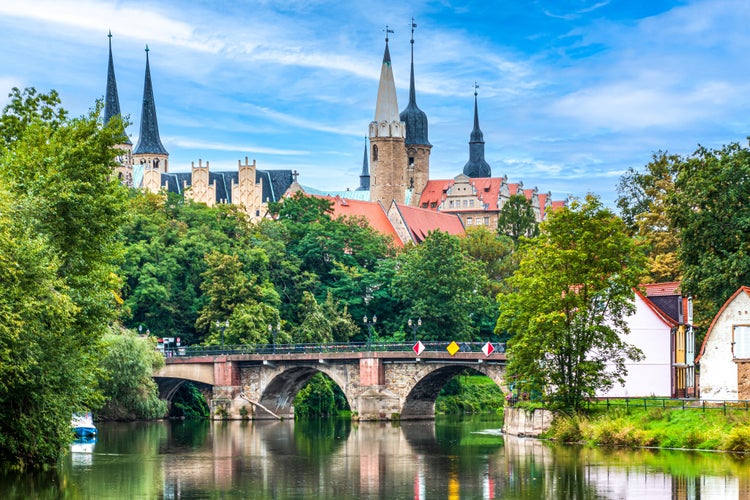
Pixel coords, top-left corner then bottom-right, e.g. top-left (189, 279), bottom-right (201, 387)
top-left (696, 286), bottom-right (750, 400)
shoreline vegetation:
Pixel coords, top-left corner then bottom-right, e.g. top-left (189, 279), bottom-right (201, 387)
top-left (540, 402), bottom-right (750, 454)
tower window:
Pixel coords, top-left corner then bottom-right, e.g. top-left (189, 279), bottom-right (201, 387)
top-left (408, 157), bottom-right (415, 167)
top-left (372, 145), bottom-right (378, 161)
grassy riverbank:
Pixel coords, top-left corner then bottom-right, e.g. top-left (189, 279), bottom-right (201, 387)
top-left (546, 405), bottom-right (750, 453)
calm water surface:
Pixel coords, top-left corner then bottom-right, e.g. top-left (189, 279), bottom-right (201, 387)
top-left (2, 416), bottom-right (749, 499)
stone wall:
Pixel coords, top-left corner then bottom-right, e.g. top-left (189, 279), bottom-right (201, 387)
top-left (738, 361), bottom-right (750, 400)
top-left (503, 408), bottom-right (554, 437)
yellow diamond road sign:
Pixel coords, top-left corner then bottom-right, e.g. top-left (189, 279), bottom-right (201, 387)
top-left (447, 341), bottom-right (460, 356)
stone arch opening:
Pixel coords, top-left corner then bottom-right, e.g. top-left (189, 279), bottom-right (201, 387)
top-left (400, 365), bottom-right (505, 420)
top-left (257, 366), bottom-right (351, 419)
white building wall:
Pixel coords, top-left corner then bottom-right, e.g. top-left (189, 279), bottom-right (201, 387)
top-left (598, 293), bottom-right (673, 398)
top-left (699, 293), bottom-right (750, 400)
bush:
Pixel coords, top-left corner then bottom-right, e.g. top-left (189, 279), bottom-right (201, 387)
top-left (722, 426), bottom-right (750, 453)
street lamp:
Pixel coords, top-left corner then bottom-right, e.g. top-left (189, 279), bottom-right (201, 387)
top-left (268, 321), bottom-right (280, 353)
top-left (408, 318), bottom-right (422, 342)
top-left (363, 314), bottom-right (377, 348)
top-left (216, 319), bottom-right (229, 349)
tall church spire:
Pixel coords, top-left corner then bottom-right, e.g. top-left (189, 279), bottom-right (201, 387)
top-left (369, 26), bottom-right (407, 205)
top-left (357, 137), bottom-right (370, 191)
top-left (373, 28), bottom-right (400, 123)
top-left (462, 83), bottom-right (491, 178)
top-left (104, 31), bottom-right (130, 145)
top-left (133, 45), bottom-right (168, 157)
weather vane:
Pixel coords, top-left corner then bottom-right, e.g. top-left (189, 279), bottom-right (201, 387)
top-left (411, 17), bottom-right (417, 44)
top-left (384, 25), bottom-right (394, 43)
top-left (474, 81), bottom-right (479, 97)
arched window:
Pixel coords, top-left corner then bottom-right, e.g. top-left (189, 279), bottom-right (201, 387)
top-left (372, 144), bottom-right (378, 161)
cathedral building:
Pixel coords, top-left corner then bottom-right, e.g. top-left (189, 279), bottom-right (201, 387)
top-left (104, 34), bottom-right (292, 221)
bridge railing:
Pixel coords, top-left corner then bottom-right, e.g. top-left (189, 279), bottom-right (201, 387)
top-left (164, 341), bottom-right (506, 358)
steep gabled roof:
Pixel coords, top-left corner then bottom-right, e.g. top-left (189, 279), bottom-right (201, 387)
top-left (393, 202), bottom-right (465, 244)
top-left (696, 286), bottom-right (750, 362)
top-left (634, 288), bottom-right (679, 328)
top-left (419, 179), bottom-right (454, 208)
top-left (103, 32), bottom-right (131, 145)
top-left (317, 195), bottom-right (402, 247)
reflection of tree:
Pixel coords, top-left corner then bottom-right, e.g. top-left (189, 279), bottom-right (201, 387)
top-left (293, 418), bottom-right (351, 459)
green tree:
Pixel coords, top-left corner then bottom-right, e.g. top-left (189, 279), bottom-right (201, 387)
top-left (0, 88), bottom-right (127, 467)
top-left (98, 328), bottom-right (167, 420)
top-left (497, 195), bottom-right (646, 412)
top-left (196, 251), bottom-right (281, 345)
top-left (392, 231), bottom-right (491, 341)
top-left (616, 152), bottom-right (681, 283)
top-left (293, 291), bottom-right (358, 344)
top-left (668, 142), bottom-right (750, 327)
top-left (497, 194), bottom-right (539, 242)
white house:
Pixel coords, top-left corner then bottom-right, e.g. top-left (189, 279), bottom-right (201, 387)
top-left (598, 284), bottom-right (696, 398)
top-left (696, 286), bottom-right (750, 401)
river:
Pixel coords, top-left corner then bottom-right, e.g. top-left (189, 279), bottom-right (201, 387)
top-left (2, 415), bottom-right (749, 499)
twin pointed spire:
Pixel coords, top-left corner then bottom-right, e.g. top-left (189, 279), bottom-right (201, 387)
top-left (133, 45), bottom-right (168, 156)
top-left (104, 31), bottom-right (131, 145)
top-left (399, 18), bottom-right (430, 146)
top-left (463, 83), bottom-right (491, 178)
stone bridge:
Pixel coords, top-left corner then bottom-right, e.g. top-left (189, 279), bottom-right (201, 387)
top-left (154, 345), bottom-right (507, 420)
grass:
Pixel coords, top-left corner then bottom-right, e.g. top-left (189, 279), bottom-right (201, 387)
top-left (546, 405), bottom-right (750, 452)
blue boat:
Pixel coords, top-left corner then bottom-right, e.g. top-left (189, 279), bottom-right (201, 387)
top-left (71, 412), bottom-right (97, 439)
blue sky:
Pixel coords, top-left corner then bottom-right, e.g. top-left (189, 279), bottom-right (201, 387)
top-left (1, 0), bottom-right (749, 205)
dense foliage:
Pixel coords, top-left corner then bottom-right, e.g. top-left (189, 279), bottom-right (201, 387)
top-left (98, 328), bottom-right (168, 420)
top-left (497, 195), bottom-right (646, 412)
top-left (0, 88), bottom-right (127, 468)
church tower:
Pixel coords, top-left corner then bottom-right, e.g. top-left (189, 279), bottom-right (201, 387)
top-left (133, 45), bottom-right (169, 180)
top-left (399, 20), bottom-right (431, 206)
top-left (104, 32), bottom-right (133, 186)
top-left (462, 84), bottom-right (491, 178)
top-left (369, 27), bottom-right (407, 205)
top-left (356, 137), bottom-right (370, 191)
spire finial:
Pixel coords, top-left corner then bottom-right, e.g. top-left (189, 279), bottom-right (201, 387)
top-left (108, 30), bottom-right (112, 39)
top-left (145, 44), bottom-right (150, 54)
top-left (474, 81), bottom-right (479, 97)
top-left (384, 25), bottom-right (394, 43)
top-left (411, 18), bottom-right (417, 45)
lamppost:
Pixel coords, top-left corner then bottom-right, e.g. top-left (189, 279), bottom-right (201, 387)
top-left (363, 314), bottom-right (377, 348)
top-left (216, 319), bottom-right (228, 349)
top-left (268, 322), bottom-right (280, 353)
top-left (408, 318), bottom-right (422, 342)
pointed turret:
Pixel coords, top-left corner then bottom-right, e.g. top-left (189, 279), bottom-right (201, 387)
top-left (357, 137), bottom-right (370, 191)
top-left (399, 19), bottom-right (432, 206)
top-left (462, 85), bottom-right (491, 178)
top-left (133, 45), bottom-right (169, 173)
top-left (104, 31), bottom-right (131, 145)
top-left (369, 27), bottom-right (407, 205)
top-left (399, 21), bottom-right (429, 147)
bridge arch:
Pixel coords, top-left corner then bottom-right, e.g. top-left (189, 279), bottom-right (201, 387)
top-left (255, 366), bottom-right (353, 419)
top-left (400, 365), bottom-right (505, 419)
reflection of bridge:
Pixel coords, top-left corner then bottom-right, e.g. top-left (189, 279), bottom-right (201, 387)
top-left (154, 342), bottom-right (507, 420)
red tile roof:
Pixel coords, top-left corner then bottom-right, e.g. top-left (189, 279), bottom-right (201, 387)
top-left (642, 282), bottom-right (681, 297)
top-left (420, 179), bottom-right (453, 208)
top-left (393, 202), bottom-right (465, 244)
top-left (316, 195), bottom-right (403, 247)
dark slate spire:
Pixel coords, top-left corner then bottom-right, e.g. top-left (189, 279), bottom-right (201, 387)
top-left (357, 137), bottom-right (370, 191)
top-left (462, 83), bottom-right (491, 178)
top-left (104, 31), bottom-right (131, 145)
top-left (133, 45), bottom-right (168, 155)
top-left (399, 19), bottom-right (430, 146)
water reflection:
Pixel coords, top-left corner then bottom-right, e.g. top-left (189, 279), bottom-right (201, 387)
top-left (1, 416), bottom-right (749, 499)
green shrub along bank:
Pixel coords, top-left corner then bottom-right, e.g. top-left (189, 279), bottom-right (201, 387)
top-left (435, 375), bottom-right (505, 416)
top-left (546, 407), bottom-right (750, 453)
